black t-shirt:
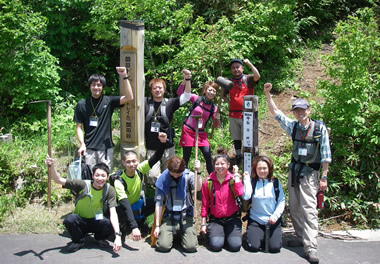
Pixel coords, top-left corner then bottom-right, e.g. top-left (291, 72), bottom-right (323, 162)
top-left (74, 95), bottom-right (121, 150)
top-left (145, 97), bottom-right (181, 150)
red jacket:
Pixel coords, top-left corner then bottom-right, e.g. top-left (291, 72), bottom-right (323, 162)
top-left (201, 171), bottom-right (244, 218)
top-left (228, 74), bottom-right (255, 119)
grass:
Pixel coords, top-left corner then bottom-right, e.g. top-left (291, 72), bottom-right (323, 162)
top-left (0, 203), bottom-right (72, 234)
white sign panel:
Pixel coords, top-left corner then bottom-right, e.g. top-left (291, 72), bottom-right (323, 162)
top-left (244, 100), bottom-right (253, 110)
top-left (243, 152), bottom-right (252, 175)
top-left (243, 112), bottom-right (254, 148)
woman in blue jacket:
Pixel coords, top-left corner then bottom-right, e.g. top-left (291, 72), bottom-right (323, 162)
top-left (242, 156), bottom-right (285, 253)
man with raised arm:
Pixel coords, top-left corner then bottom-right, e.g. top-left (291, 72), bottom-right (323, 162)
top-left (223, 59), bottom-right (260, 167)
top-left (145, 70), bottom-right (191, 184)
top-left (74, 67), bottom-right (133, 171)
top-left (264, 83), bottom-right (331, 264)
top-left (112, 132), bottom-right (168, 241)
top-left (45, 156), bottom-right (122, 253)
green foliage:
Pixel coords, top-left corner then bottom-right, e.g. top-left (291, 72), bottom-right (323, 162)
top-left (317, 8), bottom-right (379, 227)
top-left (295, 0), bottom-right (374, 41)
top-left (0, 0), bottom-right (61, 125)
top-left (0, 0), bottom-right (376, 228)
top-left (0, 98), bottom-right (77, 221)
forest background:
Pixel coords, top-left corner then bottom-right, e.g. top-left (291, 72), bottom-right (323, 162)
top-left (0, 0), bottom-right (378, 232)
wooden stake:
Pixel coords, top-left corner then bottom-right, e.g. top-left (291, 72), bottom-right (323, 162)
top-left (192, 114), bottom-right (202, 214)
top-left (150, 205), bottom-right (165, 247)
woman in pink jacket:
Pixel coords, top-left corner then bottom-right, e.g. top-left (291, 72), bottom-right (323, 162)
top-left (177, 80), bottom-right (220, 174)
top-left (200, 153), bottom-right (243, 252)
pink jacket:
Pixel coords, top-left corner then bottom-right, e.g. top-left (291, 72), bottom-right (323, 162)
top-left (201, 171), bottom-right (244, 218)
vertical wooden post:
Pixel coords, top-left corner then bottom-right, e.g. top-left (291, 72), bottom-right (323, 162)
top-left (242, 95), bottom-right (259, 175)
top-left (192, 114), bottom-right (202, 214)
top-left (120, 20), bottom-right (145, 159)
top-left (46, 101), bottom-right (52, 207)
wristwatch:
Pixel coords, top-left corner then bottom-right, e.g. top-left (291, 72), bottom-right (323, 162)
top-left (321, 175), bottom-right (328, 180)
top-left (115, 231), bottom-right (122, 237)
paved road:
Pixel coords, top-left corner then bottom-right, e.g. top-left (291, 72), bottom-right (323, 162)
top-left (1, 232), bottom-right (379, 264)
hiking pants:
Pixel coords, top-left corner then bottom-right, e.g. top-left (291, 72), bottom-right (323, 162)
top-left (245, 219), bottom-right (282, 253)
top-left (63, 214), bottom-right (113, 243)
top-left (208, 216), bottom-right (242, 252)
top-left (183, 146), bottom-right (213, 174)
top-left (156, 216), bottom-right (197, 252)
top-left (85, 148), bottom-right (113, 172)
top-left (288, 168), bottom-right (319, 252)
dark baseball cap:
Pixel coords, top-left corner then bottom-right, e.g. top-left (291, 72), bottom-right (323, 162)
top-left (292, 98), bottom-right (309, 110)
top-left (229, 58), bottom-right (243, 66)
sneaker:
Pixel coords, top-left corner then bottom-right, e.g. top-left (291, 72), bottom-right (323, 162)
top-left (67, 242), bottom-right (84, 252)
top-left (287, 237), bottom-right (303, 247)
top-left (306, 249), bottom-right (319, 264)
top-left (95, 239), bottom-right (109, 248)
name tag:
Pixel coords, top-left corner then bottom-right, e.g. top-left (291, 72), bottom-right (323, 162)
top-left (298, 148), bottom-right (307, 156)
top-left (198, 119), bottom-right (203, 129)
top-left (172, 200), bottom-right (183, 212)
top-left (95, 210), bottom-right (104, 220)
top-left (151, 121), bottom-right (160, 133)
top-left (89, 116), bottom-right (98, 127)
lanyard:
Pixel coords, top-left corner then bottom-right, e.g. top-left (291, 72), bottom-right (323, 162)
top-left (90, 95), bottom-right (102, 117)
top-left (153, 101), bottom-right (163, 122)
top-left (298, 122), bottom-right (312, 147)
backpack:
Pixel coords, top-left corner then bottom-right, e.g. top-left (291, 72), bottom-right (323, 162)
top-left (165, 169), bottom-right (194, 217)
top-left (183, 96), bottom-right (215, 132)
top-left (81, 158), bottom-right (92, 180)
top-left (207, 177), bottom-right (242, 215)
top-left (74, 180), bottom-right (110, 213)
top-left (230, 74), bottom-right (254, 93)
top-left (291, 119), bottom-right (325, 171)
top-left (242, 178), bottom-right (283, 224)
top-left (291, 119), bottom-right (323, 144)
top-left (109, 169), bottom-right (144, 196)
top-left (250, 178), bottom-right (280, 202)
top-left (109, 169), bottom-right (145, 220)
top-left (145, 97), bottom-right (169, 124)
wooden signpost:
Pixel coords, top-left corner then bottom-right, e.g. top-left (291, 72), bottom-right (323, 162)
top-left (242, 95), bottom-right (259, 175)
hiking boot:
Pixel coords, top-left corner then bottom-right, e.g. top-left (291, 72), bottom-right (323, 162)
top-left (287, 237), bottom-right (303, 247)
top-left (306, 249), bottom-right (319, 264)
top-left (67, 241), bottom-right (84, 252)
top-left (95, 239), bottom-right (109, 248)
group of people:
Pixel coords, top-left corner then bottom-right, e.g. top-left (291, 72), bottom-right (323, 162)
top-left (45, 59), bottom-right (330, 264)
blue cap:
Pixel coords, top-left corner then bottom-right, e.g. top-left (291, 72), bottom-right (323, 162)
top-left (292, 98), bottom-right (309, 110)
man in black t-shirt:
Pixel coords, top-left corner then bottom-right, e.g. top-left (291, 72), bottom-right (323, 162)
top-left (144, 70), bottom-right (191, 184)
top-left (74, 67), bottom-right (133, 171)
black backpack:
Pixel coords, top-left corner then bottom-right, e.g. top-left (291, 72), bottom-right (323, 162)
top-left (183, 96), bottom-right (215, 132)
top-left (81, 158), bottom-right (92, 180)
top-left (109, 169), bottom-right (144, 195)
top-left (242, 178), bottom-right (283, 225)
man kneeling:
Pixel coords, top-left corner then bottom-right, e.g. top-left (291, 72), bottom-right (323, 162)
top-left (153, 157), bottom-right (202, 252)
top-left (45, 156), bottom-right (122, 253)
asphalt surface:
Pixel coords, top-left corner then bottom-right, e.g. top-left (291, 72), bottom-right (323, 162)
top-left (1, 231), bottom-right (380, 264)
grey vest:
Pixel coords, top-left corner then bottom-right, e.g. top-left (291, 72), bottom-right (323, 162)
top-left (292, 120), bottom-right (322, 167)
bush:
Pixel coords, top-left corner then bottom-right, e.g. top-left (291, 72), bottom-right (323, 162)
top-left (317, 8), bottom-right (379, 227)
top-left (0, 0), bottom-right (61, 127)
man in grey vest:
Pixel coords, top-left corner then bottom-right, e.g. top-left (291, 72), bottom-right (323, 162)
top-left (264, 83), bottom-right (331, 264)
